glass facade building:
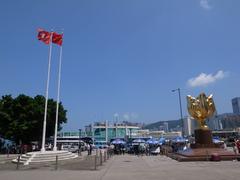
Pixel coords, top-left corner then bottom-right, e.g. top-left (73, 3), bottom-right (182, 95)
top-left (58, 122), bottom-right (140, 144)
top-left (89, 124), bottom-right (140, 142)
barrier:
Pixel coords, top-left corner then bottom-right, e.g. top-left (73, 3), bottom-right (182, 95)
top-left (16, 155), bottom-right (20, 170)
top-left (94, 155), bottom-right (97, 170)
top-left (55, 155), bottom-right (58, 170)
top-left (210, 153), bottom-right (221, 161)
top-left (100, 151), bottom-right (103, 165)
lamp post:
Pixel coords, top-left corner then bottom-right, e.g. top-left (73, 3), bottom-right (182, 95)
top-left (78, 129), bottom-right (82, 156)
top-left (172, 88), bottom-right (184, 136)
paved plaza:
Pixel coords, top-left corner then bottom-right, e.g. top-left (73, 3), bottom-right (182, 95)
top-left (0, 154), bottom-right (240, 180)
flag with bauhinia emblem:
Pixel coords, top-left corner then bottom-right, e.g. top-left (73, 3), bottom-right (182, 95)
top-left (37, 28), bottom-right (51, 44)
top-left (52, 32), bottom-right (63, 46)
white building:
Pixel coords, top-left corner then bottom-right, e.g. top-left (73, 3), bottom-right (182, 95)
top-left (163, 122), bottom-right (169, 133)
top-left (207, 115), bottom-right (223, 130)
top-left (232, 97), bottom-right (240, 114)
top-left (183, 116), bottom-right (198, 136)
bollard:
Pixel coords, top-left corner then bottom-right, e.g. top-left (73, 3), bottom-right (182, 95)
top-left (100, 151), bottom-right (103, 165)
top-left (103, 151), bottom-right (105, 162)
top-left (16, 155), bottom-right (20, 170)
top-left (94, 155), bottom-right (97, 170)
top-left (7, 149), bottom-right (9, 158)
top-left (206, 150), bottom-right (209, 161)
top-left (104, 151), bottom-right (106, 162)
top-left (211, 153), bottom-right (221, 161)
top-left (55, 155), bottom-right (58, 170)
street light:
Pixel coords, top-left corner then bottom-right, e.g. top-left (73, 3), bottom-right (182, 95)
top-left (78, 128), bottom-right (82, 156)
top-left (172, 88), bottom-right (184, 136)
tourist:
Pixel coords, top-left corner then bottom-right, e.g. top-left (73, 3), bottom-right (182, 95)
top-left (87, 144), bottom-right (90, 155)
top-left (120, 144), bottom-right (124, 155)
top-left (183, 144), bottom-right (187, 151)
top-left (222, 142), bottom-right (227, 150)
top-left (89, 143), bottom-right (93, 155)
top-left (32, 144), bottom-right (36, 151)
top-left (233, 139), bottom-right (238, 154)
top-left (235, 139), bottom-right (240, 153)
top-left (145, 144), bottom-right (150, 156)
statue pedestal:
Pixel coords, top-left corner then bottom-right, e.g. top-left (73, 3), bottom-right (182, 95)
top-left (191, 129), bottom-right (216, 148)
top-left (174, 148), bottom-right (240, 161)
top-left (195, 129), bottom-right (213, 144)
top-left (172, 129), bottom-right (240, 161)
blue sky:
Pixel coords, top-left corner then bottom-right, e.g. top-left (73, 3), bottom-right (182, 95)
top-left (0, 0), bottom-right (240, 131)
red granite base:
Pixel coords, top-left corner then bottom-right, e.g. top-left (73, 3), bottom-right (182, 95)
top-left (194, 129), bottom-right (213, 145)
top-left (172, 148), bottom-right (240, 161)
top-left (190, 143), bottom-right (220, 148)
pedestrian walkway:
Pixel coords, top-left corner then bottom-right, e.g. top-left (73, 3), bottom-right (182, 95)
top-left (0, 154), bottom-right (240, 180)
top-left (99, 155), bottom-right (240, 180)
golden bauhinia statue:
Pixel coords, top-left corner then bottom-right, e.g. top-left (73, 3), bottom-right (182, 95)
top-left (187, 93), bottom-right (216, 129)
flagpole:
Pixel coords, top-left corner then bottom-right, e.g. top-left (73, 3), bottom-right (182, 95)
top-left (53, 41), bottom-right (63, 151)
top-left (41, 31), bottom-right (53, 153)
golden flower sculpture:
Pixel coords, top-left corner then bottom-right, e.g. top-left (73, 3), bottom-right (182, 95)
top-left (187, 93), bottom-right (216, 129)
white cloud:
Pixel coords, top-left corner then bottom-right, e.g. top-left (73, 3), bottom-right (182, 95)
top-left (187, 70), bottom-right (227, 87)
top-left (200, 0), bottom-right (212, 10)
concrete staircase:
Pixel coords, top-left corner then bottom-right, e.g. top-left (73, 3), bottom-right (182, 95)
top-left (12, 151), bottom-right (78, 165)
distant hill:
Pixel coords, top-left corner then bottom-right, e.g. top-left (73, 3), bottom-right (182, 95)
top-left (143, 119), bottom-right (181, 130)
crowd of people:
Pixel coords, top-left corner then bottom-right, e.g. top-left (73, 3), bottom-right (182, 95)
top-left (109, 143), bottom-right (162, 156)
top-left (104, 137), bottom-right (240, 156)
top-left (1, 137), bottom-right (240, 156)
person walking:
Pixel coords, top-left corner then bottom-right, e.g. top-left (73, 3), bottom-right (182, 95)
top-left (235, 139), bottom-right (240, 153)
top-left (89, 144), bottom-right (93, 155)
top-left (87, 144), bottom-right (90, 155)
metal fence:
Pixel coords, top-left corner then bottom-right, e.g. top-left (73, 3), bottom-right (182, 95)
top-left (0, 149), bottom-right (114, 171)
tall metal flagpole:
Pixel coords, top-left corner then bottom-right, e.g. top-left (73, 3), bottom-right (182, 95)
top-left (53, 41), bottom-right (63, 151)
top-left (41, 31), bottom-right (53, 152)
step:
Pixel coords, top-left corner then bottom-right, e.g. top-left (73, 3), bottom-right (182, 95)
top-left (12, 151), bottom-right (78, 165)
top-left (30, 156), bottom-right (77, 162)
top-left (30, 155), bottom-right (76, 161)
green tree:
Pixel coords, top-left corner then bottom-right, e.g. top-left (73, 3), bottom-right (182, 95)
top-left (0, 94), bottom-right (67, 144)
top-left (0, 95), bottom-right (14, 139)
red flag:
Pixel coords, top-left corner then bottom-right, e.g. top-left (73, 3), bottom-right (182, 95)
top-left (37, 28), bottom-right (51, 45)
top-left (52, 32), bottom-right (63, 46)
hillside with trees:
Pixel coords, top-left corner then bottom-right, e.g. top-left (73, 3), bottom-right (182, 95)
top-left (143, 119), bottom-right (181, 131)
